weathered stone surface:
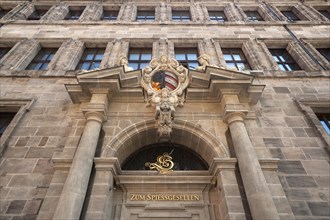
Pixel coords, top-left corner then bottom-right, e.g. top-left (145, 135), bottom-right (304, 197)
top-left (6, 200), bottom-right (26, 214)
top-left (278, 161), bottom-right (306, 174)
top-left (286, 176), bottom-right (318, 188)
top-left (307, 202), bottom-right (330, 216)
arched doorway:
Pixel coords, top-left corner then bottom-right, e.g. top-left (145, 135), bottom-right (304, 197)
top-left (89, 120), bottom-right (242, 220)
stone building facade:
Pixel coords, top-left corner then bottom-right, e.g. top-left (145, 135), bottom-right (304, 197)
top-left (0, 0), bottom-right (329, 219)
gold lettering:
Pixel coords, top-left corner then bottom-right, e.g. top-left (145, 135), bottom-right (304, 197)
top-left (130, 194), bottom-right (136, 200)
top-left (147, 194), bottom-right (152, 200)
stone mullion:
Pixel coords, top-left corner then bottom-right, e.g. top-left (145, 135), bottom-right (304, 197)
top-left (258, 4), bottom-right (277, 21)
top-left (287, 41), bottom-right (321, 71)
top-left (224, 3), bottom-right (243, 22)
top-left (41, 2), bottom-right (69, 21)
top-left (301, 40), bottom-right (330, 70)
top-left (106, 39), bottom-right (129, 67)
top-left (155, 4), bottom-right (161, 22)
top-left (293, 4), bottom-right (317, 21)
top-left (201, 5), bottom-right (210, 21)
top-left (120, 3), bottom-right (137, 21)
top-left (198, 39), bottom-right (220, 66)
top-left (235, 5), bottom-right (249, 22)
top-left (242, 39), bottom-right (264, 70)
top-left (52, 39), bottom-right (84, 71)
top-left (224, 110), bottom-right (280, 220)
top-left (153, 38), bottom-right (173, 59)
top-left (116, 4), bottom-right (125, 21)
top-left (100, 42), bottom-right (114, 69)
top-left (159, 3), bottom-right (168, 22)
top-left (191, 3), bottom-right (205, 22)
top-left (305, 5), bottom-right (329, 21)
top-left (268, 4), bottom-right (287, 21)
top-left (167, 40), bottom-right (175, 59)
top-left (79, 3), bottom-right (103, 21)
top-left (213, 41), bottom-right (227, 68)
top-left (2, 2), bottom-right (34, 20)
top-left (1, 38), bottom-right (40, 71)
top-left (53, 93), bottom-right (108, 220)
top-left (258, 41), bottom-right (281, 71)
top-left (167, 6), bottom-right (172, 22)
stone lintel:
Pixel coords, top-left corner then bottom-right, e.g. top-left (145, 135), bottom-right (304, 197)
top-left (94, 157), bottom-right (121, 176)
top-left (208, 158), bottom-right (238, 176)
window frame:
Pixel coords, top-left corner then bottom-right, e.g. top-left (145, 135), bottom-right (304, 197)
top-left (128, 48), bottom-right (152, 70)
top-left (0, 8), bottom-right (10, 18)
top-left (269, 49), bottom-right (301, 71)
top-left (316, 48), bottom-right (330, 61)
top-left (26, 48), bottom-right (57, 71)
top-left (101, 10), bottom-right (119, 20)
top-left (244, 10), bottom-right (264, 22)
top-left (65, 8), bottom-right (84, 20)
top-left (136, 10), bottom-right (155, 21)
top-left (28, 9), bottom-right (48, 20)
top-left (0, 47), bottom-right (10, 60)
top-left (316, 113), bottom-right (330, 135)
top-left (208, 11), bottom-right (227, 22)
top-left (76, 48), bottom-right (105, 71)
top-left (281, 10), bottom-right (300, 21)
top-left (175, 47), bottom-right (199, 70)
top-left (172, 10), bottom-right (191, 21)
top-left (318, 10), bottom-right (330, 20)
top-left (221, 48), bottom-right (251, 71)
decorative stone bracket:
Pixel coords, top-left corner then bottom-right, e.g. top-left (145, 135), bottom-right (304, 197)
top-left (140, 55), bottom-right (190, 142)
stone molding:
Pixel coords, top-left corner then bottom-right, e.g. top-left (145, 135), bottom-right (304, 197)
top-left (41, 2), bottom-right (69, 21)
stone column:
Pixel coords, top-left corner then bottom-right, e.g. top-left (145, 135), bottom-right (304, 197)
top-left (53, 93), bottom-right (108, 220)
top-left (224, 112), bottom-right (280, 220)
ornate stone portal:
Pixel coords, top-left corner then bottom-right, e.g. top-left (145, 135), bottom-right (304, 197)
top-left (141, 55), bottom-right (190, 141)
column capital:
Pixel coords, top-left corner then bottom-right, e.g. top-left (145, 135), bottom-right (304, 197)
top-left (223, 111), bottom-right (246, 125)
top-left (82, 93), bottom-right (109, 124)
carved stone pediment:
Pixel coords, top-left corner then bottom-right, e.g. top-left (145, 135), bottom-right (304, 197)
top-left (140, 55), bottom-right (190, 142)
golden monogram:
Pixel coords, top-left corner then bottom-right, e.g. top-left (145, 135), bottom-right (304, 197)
top-left (145, 152), bottom-right (174, 174)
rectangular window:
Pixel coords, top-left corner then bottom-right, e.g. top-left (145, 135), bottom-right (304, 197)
top-left (128, 48), bottom-right (152, 70)
top-left (244, 11), bottom-right (264, 21)
top-left (26, 48), bottom-right (57, 70)
top-left (316, 113), bottom-right (330, 134)
top-left (0, 113), bottom-right (16, 137)
top-left (136, 10), bottom-right (155, 21)
top-left (209, 11), bottom-right (227, 22)
top-left (0, 48), bottom-right (10, 60)
top-left (270, 49), bottom-right (301, 71)
top-left (28, 9), bottom-right (48, 20)
top-left (172, 10), bottom-right (191, 21)
top-left (222, 48), bottom-right (251, 71)
top-left (76, 48), bottom-right (105, 70)
top-left (0, 8), bottom-right (10, 18)
top-left (317, 48), bottom-right (330, 61)
top-left (318, 10), bottom-right (330, 20)
top-left (101, 10), bottom-right (118, 20)
top-left (65, 9), bottom-right (84, 20)
top-left (281, 11), bottom-right (300, 21)
top-left (175, 48), bottom-right (199, 69)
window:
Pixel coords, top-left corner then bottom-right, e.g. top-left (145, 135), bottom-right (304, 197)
top-left (209, 11), bottom-right (227, 22)
top-left (316, 113), bottom-right (330, 135)
top-left (281, 11), bottom-right (300, 21)
top-left (136, 10), bottom-right (155, 21)
top-left (244, 11), bottom-right (264, 21)
top-left (26, 48), bottom-right (57, 70)
top-left (222, 48), bottom-right (251, 71)
top-left (76, 48), bottom-right (105, 70)
top-left (317, 48), bottom-right (330, 61)
top-left (101, 10), bottom-right (118, 20)
top-left (172, 10), bottom-right (190, 21)
top-left (0, 48), bottom-right (10, 60)
top-left (28, 9), bottom-right (48, 20)
top-left (128, 48), bottom-right (152, 70)
top-left (175, 48), bottom-right (199, 69)
top-left (0, 113), bottom-right (15, 137)
top-left (269, 49), bottom-right (301, 71)
top-left (0, 8), bottom-right (10, 18)
top-left (65, 9), bottom-right (84, 20)
top-left (318, 10), bottom-right (330, 20)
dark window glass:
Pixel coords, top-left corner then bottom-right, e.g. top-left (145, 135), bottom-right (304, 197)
top-left (0, 48), bottom-right (10, 60)
top-left (318, 10), bottom-right (330, 20)
top-left (136, 10), bottom-right (155, 21)
top-left (101, 10), bottom-right (118, 20)
top-left (270, 49), bottom-right (301, 71)
top-left (282, 11), bottom-right (300, 21)
top-left (0, 113), bottom-right (16, 136)
top-left (222, 48), bottom-right (251, 71)
top-left (28, 9), bottom-right (48, 20)
top-left (122, 144), bottom-right (208, 170)
top-left (175, 48), bottom-right (199, 69)
top-left (317, 48), bottom-right (330, 61)
top-left (209, 11), bottom-right (227, 22)
top-left (76, 48), bottom-right (105, 70)
top-left (65, 9), bottom-right (84, 20)
top-left (244, 11), bottom-right (264, 21)
top-left (26, 48), bottom-right (57, 70)
top-left (316, 113), bottom-right (330, 135)
top-left (172, 10), bottom-right (190, 21)
top-left (0, 8), bottom-right (10, 18)
top-left (128, 48), bottom-right (152, 70)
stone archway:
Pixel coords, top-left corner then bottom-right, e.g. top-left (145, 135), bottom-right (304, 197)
top-left (102, 119), bottom-right (229, 167)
